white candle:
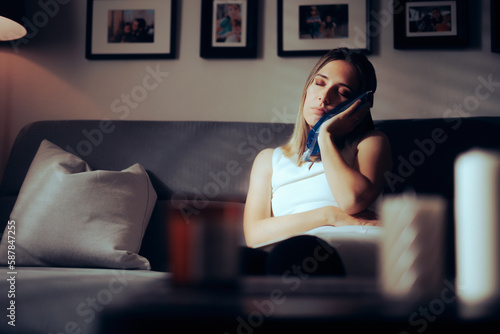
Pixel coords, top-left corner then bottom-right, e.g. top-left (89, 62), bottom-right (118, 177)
top-left (455, 148), bottom-right (500, 317)
top-left (380, 193), bottom-right (446, 300)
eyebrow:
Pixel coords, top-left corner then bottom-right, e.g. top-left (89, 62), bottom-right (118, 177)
top-left (315, 74), bottom-right (354, 91)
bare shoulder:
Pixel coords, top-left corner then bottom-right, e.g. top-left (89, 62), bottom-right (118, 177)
top-left (358, 129), bottom-right (390, 150)
top-left (255, 148), bottom-right (275, 161)
top-left (246, 148), bottom-right (275, 209)
top-left (356, 129), bottom-right (392, 172)
top-left (360, 129), bottom-right (389, 141)
top-left (250, 148), bottom-right (275, 176)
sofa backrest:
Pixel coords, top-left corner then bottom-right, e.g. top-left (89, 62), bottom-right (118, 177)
top-left (0, 120), bottom-right (294, 202)
top-left (3, 118), bottom-right (500, 203)
top-left (1, 118), bottom-right (500, 271)
top-left (376, 117), bottom-right (500, 198)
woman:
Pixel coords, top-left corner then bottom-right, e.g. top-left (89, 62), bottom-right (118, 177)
top-left (242, 48), bottom-right (392, 275)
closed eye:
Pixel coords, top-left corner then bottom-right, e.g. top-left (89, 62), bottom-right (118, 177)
top-left (314, 78), bottom-right (326, 86)
top-left (339, 90), bottom-right (353, 99)
top-left (314, 74), bottom-right (354, 96)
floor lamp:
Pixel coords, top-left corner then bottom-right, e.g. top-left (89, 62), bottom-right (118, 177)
top-left (1, 15), bottom-right (27, 178)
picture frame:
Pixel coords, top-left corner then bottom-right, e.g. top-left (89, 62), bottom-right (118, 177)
top-left (492, 0), bottom-right (500, 53)
top-left (278, 0), bottom-right (370, 57)
top-left (393, 0), bottom-right (468, 49)
top-left (200, 0), bottom-right (258, 59)
top-left (86, 0), bottom-right (177, 60)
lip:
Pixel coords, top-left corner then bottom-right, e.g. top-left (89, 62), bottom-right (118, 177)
top-left (311, 106), bottom-right (329, 116)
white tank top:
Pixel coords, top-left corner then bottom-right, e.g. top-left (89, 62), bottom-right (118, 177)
top-left (271, 137), bottom-right (360, 217)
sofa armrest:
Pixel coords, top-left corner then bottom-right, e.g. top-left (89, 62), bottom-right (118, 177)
top-left (0, 196), bottom-right (16, 239)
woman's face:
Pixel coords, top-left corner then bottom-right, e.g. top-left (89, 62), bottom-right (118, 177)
top-left (227, 5), bottom-right (240, 19)
top-left (303, 60), bottom-right (359, 129)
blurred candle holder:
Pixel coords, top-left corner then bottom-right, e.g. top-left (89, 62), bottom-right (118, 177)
top-left (168, 201), bottom-right (242, 288)
top-left (379, 193), bottom-right (447, 301)
top-left (455, 148), bottom-right (500, 319)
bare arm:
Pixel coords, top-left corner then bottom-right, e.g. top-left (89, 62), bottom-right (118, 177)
top-left (243, 148), bottom-right (378, 248)
top-left (318, 102), bottom-right (392, 214)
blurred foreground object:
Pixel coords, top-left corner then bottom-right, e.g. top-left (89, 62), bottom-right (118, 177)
top-left (169, 202), bottom-right (241, 287)
top-left (455, 148), bottom-right (500, 318)
top-left (380, 193), bottom-right (446, 300)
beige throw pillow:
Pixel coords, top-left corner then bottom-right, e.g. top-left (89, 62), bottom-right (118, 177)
top-left (0, 140), bottom-right (156, 269)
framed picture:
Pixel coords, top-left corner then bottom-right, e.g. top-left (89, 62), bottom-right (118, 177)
top-left (200, 0), bottom-right (258, 59)
top-left (86, 0), bottom-right (177, 60)
top-left (492, 0), bottom-right (500, 53)
top-left (278, 0), bottom-right (370, 57)
top-left (394, 0), bottom-right (468, 49)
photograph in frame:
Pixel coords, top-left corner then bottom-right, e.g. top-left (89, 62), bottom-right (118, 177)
top-left (108, 9), bottom-right (155, 43)
top-left (405, 1), bottom-right (457, 37)
top-left (211, 1), bottom-right (247, 48)
top-left (298, 4), bottom-right (348, 40)
top-left (86, 0), bottom-right (177, 60)
top-left (200, 0), bottom-right (258, 58)
top-left (278, 0), bottom-right (370, 57)
top-left (393, 0), bottom-right (468, 49)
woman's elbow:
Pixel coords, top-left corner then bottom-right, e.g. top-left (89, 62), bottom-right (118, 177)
top-left (338, 201), bottom-right (364, 215)
top-left (243, 223), bottom-right (261, 248)
top-left (244, 233), bottom-right (258, 248)
top-left (337, 192), bottom-right (374, 215)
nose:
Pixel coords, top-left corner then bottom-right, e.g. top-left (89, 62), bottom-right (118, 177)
top-left (318, 94), bottom-right (326, 104)
top-left (318, 89), bottom-right (340, 107)
top-left (318, 90), bottom-right (329, 105)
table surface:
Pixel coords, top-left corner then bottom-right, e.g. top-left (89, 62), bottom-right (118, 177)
top-left (99, 276), bottom-right (500, 334)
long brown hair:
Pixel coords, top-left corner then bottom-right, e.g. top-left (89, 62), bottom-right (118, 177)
top-left (281, 48), bottom-right (377, 165)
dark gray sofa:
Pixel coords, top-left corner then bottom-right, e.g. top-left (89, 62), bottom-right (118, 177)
top-left (1, 117), bottom-right (500, 333)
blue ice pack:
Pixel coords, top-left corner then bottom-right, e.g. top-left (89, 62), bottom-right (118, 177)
top-left (302, 91), bottom-right (373, 161)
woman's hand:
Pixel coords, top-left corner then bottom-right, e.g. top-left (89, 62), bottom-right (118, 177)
top-left (318, 99), bottom-right (371, 142)
top-left (351, 209), bottom-right (381, 226)
top-left (322, 206), bottom-right (381, 227)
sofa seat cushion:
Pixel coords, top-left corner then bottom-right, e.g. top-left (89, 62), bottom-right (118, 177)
top-left (0, 140), bottom-right (156, 269)
top-left (0, 267), bottom-right (169, 334)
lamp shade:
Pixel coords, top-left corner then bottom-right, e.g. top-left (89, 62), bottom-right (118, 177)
top-left (0, 15), bottom-right (27, 41)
